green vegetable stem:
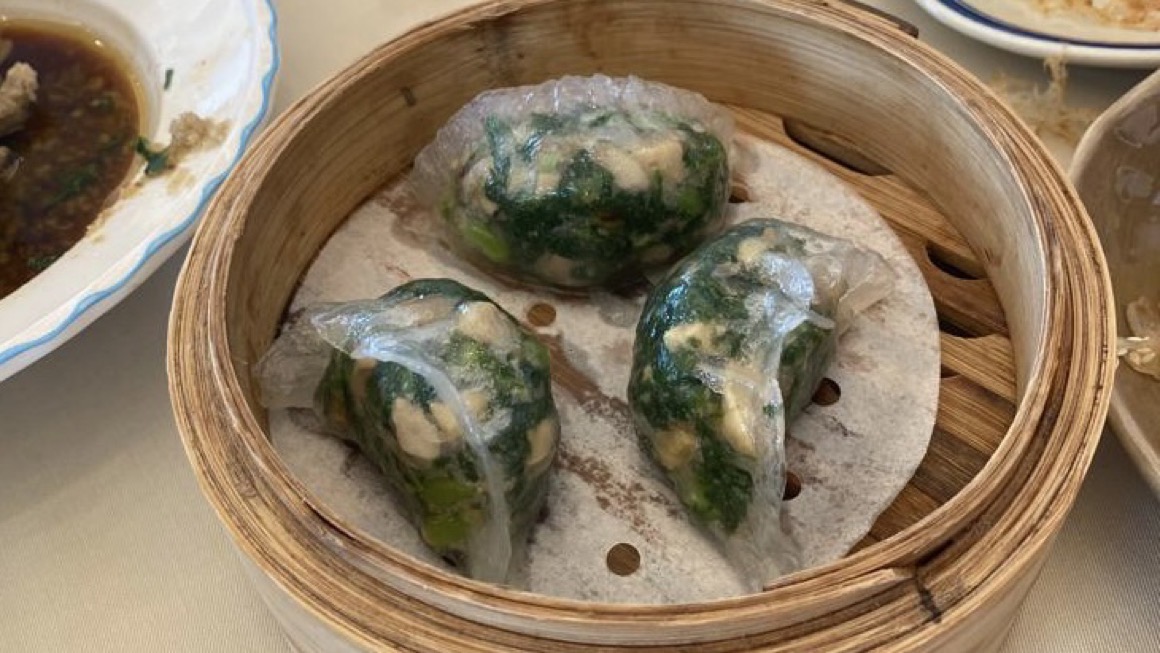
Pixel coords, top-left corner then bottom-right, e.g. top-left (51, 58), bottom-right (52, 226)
top-left (135, 136), bottom-right (170, 176)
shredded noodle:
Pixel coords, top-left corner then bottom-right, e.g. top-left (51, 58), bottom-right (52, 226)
top-left (1120, 296), bottom-right (1160, 380)
top-left (990, 56), bottom-right (1099, 145)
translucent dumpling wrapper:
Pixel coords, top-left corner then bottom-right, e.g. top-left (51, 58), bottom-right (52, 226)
top-left (255, 279), bottom-right (560, 584)
top-left (627, 218), bottom-right (895, 586)
top-left (411, 74), bottom-right (733, 291)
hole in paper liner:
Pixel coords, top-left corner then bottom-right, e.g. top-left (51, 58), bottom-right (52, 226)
top-left (812, 378), bottom-right (841, 406)
top-left (783, 471), bottom-right (802, 501)
top-left (729, 180), bottom-right (751, 204)
top-left (527, 302), bottom-right (557, 327)
top-left (606, 542), bottom-right (642, 576)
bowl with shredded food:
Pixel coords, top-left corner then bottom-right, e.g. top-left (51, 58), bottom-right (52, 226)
top-left (917, 0), bottom-right (1160, 68)
top-left (0, 0), bottom-right (278, 382)
top-left (1072, 68), bottom-right (1160, 498)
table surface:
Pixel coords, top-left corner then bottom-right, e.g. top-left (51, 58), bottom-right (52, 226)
top-left (1, 1), bottom-right (1158, 651)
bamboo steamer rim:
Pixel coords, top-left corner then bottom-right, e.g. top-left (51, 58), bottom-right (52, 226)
top-left (168, 0), bottom-right (1114, 648)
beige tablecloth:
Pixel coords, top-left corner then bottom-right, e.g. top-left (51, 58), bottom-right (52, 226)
top-left (1, 1), bottom-right (1157, 650)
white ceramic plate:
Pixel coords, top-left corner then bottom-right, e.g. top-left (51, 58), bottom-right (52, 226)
top-left (0, 0), bottom-right (278, 382)
top-left (916, 0), bottom-right (1160, 68)
top-left (1071, 69), bottom-right (1160, 500)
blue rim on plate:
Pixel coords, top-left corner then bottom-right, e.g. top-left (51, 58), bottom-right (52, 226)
top-left (0, 0), bottom-right (281, 373)
top-left (917, 0), bottom-right (1160, 68)
top-left (935, 0), bottom-right (1160, 49)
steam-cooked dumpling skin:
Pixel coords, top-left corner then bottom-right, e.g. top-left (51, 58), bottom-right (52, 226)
top-left (412, 75), bottom-right (733, 290)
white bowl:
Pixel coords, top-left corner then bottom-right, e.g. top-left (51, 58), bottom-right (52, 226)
top-left (1071, 68), bottom-right (1160, 499)
top-left (0, 0), bottom-right (278, 382)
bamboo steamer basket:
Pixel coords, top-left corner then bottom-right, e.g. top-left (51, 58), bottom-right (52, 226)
top-left (167, 0), bottom-right (1115, 650)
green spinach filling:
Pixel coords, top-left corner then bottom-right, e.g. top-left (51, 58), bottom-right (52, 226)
top-left (443, 109), bottom-right (730, 288)
top-left (628, 220), bottom-right (839, 535)
top-left (314, 279), bottom-right (559, 573)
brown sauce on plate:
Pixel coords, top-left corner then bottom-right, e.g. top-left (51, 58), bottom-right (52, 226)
top-left (0, 21), bottom-right (142, 298)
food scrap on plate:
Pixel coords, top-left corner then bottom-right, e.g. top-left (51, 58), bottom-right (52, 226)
top-left (0, 60), bottom-right (37, 138)
top-left (1119, 295), bottom-right (1160, 380)
top-left (1033, 0), bottom-right (1160, 30)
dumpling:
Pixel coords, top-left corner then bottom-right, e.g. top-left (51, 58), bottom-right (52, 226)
top-left (261, 279), bottom-right (559, 584)
top-left (412, 74), bottom-right (732, 290)
top-left (627, 218), bottom-right (894, 585)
